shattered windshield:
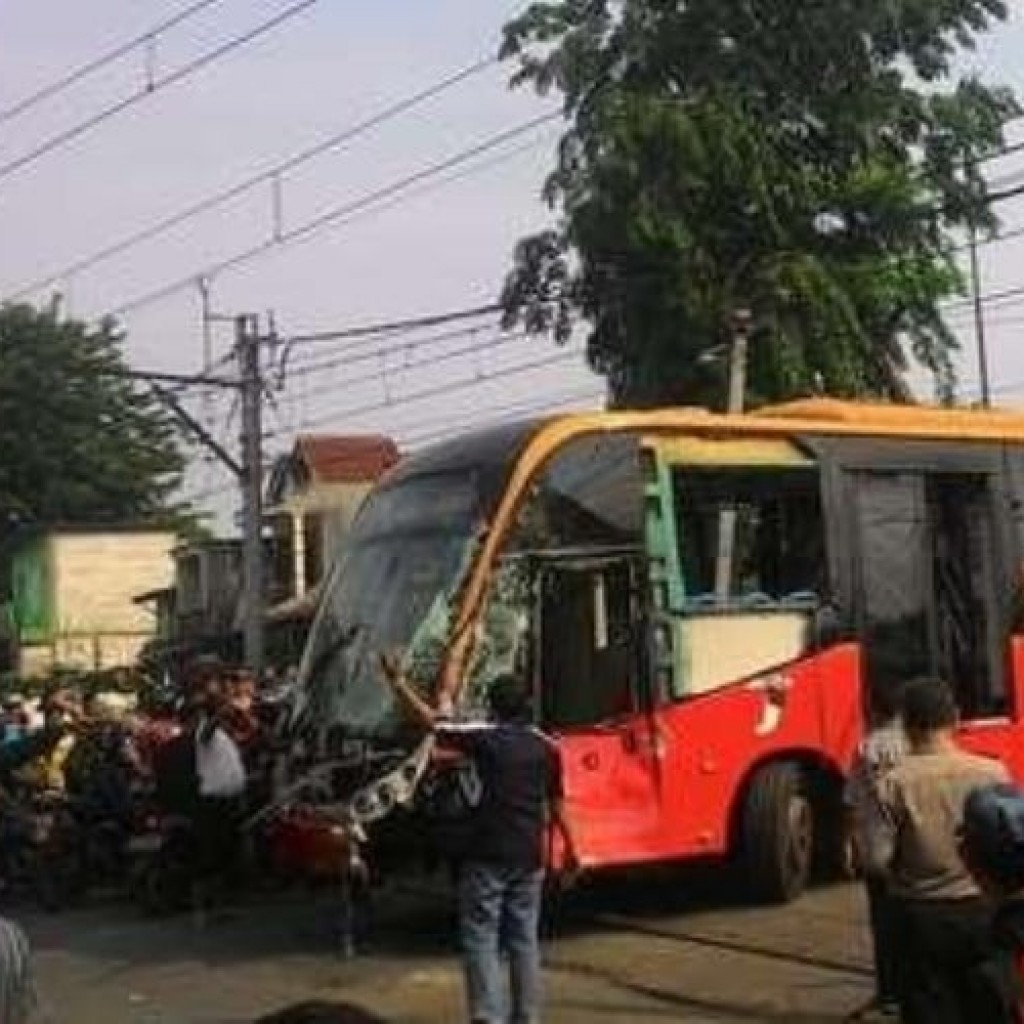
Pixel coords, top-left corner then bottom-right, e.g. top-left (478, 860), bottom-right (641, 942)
top-left (295, 422), bottom-right (540, 739)
top-left (296, 473), bottom-right (481, 738)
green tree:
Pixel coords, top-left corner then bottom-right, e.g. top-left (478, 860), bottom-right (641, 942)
top-left (500, 0), bottom-right (1019, 408)
top-left (0, 303), bottom-right (187, 532)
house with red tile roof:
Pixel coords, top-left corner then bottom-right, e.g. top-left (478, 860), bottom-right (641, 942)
top-left (265, 434), bottom-right (400, 625)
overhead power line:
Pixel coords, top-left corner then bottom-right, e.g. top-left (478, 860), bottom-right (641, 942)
top-left (111, 367), bottom-right (240, 388)
top-left (0, 0), bottom-right (320, 187)
top-left (279, 330), bottom-right (534, 408)
top-left (987, 180), bottom-right (1024, 207)
top-left (282, 301), bottom-right (501, 349)
top-left (282, 319), bottom-right (504, 380)
top-left (91, 122), bottom-right (1015, 325)
top-left (179, 372), bottom-right (600, 508)
top-left (0, 0), bottom-right (229, 127)
top-left (951, 222), bottom-right (1024, 256)
top-left (944, 281), bottom-right (1024, 314)
top-left (977, 138), bottom-right (1024, 166)
top-left (267, 347), bottom-right (585, 440)
top-left (402, 386), bottom-right (605, 450)
top-left (106, 112), bottom-right (561, 319)
top-left (7, 56), bottom-right (497, 301)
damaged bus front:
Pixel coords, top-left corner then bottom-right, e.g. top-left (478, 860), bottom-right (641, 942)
top-left (268, 423), bottom-right (544, 874)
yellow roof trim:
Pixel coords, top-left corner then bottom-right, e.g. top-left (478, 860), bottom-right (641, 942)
top-left (521, 399), bottom-right (1024, 445)
top-left (755, 397), bottom-right (1024, 431)
top-left (645, 435), bottom-right (814, 467)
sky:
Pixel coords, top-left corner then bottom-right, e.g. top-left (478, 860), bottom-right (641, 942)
top-left (1, 0), bottom-right (1024, 528)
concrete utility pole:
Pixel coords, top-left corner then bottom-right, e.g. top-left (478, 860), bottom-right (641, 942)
top-left (968, 226), bottom-right (992, 408)
top-left (725, 309), bottom-right (752, 417)
top-left (237, 313), bottom-right (265, 676)
top-left (140, 316), bottom-right (268, 674)
top-left (714, 309), bottom-right (753, 602)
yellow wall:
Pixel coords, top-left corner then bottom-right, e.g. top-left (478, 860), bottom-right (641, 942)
top-left (52, 531), bottom-right (175, 635)
top-left (18, 531), bottom-right (175, 676)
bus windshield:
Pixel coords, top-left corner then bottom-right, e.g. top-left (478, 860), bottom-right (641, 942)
top-left (295, 423), bottom-right (539, 739)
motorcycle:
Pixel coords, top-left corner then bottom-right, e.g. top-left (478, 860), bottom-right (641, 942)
top-left (29, 791), bottom-right (136, 910)
top-left (0, 788), bottom-right (80, 911)
top-left (127, 808), bottom-right (195, 916)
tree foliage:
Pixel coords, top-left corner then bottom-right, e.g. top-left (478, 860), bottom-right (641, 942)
top-left (0, 304), bottom-right (187, 532)
top-left (500, 0), bottom-right (1019, 408)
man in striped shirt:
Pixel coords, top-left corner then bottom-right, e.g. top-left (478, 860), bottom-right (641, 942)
top-left (0, 916), bottom-right (35, 1023)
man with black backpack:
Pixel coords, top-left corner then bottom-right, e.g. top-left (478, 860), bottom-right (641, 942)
top-left (380, 655), bottom-right (579, 1024)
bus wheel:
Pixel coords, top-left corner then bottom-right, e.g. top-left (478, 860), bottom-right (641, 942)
top-left (740, 762), bottom-right (814, 903)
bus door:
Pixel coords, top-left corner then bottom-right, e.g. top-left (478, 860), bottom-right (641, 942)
top-left (536, 551), bottom-right (664, 864)
top-left (848, 471), bottom-right (934, 695)
top-left (848, 465), bottom-right (1018, 771)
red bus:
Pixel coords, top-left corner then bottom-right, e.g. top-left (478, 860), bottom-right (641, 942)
top-left (283, 398), bottom-right (1024, 900)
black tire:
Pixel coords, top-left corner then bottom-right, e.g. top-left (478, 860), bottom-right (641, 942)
top-left (135, 850), bottom-right (192, 916)
top-left (739, 762), bottom-right (815, 903)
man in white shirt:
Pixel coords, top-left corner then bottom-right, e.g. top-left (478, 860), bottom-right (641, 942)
top-left (190, 658), bottom-right (247, 917)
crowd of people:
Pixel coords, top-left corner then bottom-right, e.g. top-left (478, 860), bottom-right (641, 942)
top-left (4, 661), bottom-right (1024, 1022)
top-left (0, 655), bottom-right (579, 1023)
top-left (848, 675), bottom-right (1024, 1024)
top-left (0, 657), bottom-right (276, 914)
top-left (0, 658), bottom-right (272, 1021)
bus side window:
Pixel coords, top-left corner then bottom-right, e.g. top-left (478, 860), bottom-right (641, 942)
top-left (666, 466), bottom-right (826, 698)
top-left (671, 467), bottom-right (825, 608)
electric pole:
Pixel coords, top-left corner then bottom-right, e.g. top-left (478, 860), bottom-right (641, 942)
top-left (238, 313), bottom-right (266, 676)
top-left (714, 309), bottom-right (752, 601)
top-left (725, 309), bottom-right (752, 417)
top-left (968, 225), bottom-right (992, 407)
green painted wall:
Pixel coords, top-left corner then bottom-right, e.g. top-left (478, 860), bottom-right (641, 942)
top-left (9, 539), bottom-right (52, 642)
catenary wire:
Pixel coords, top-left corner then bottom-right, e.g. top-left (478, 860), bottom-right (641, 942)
top-left (267, 347), bottom-right (585, 439)
top-left (181, 380), bottom-right (602, 507)
top-left (276, 330), bottom-right (536, 408)
top-left (0, 0), bottom-right (320, 186)
top-left (281, 318), bottom-right (506, 379)
top-left (104, 112), bottom-right (561, 319)
top-left (177, 374), bottom-right (599, 507)
top-left (13, 114), bottom-right (1018, 300)
top-left (402, 387), bottom-right (605, 449)
top-left (0, 0), bottom-right (229, 127)
top-left (282, 302), bottom-right (502, 349)
top-left (6, 55), bottom-right (498, 301)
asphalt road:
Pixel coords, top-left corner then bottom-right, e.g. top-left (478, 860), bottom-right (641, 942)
top-left (17, 872), bottom-right (876, 1023)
